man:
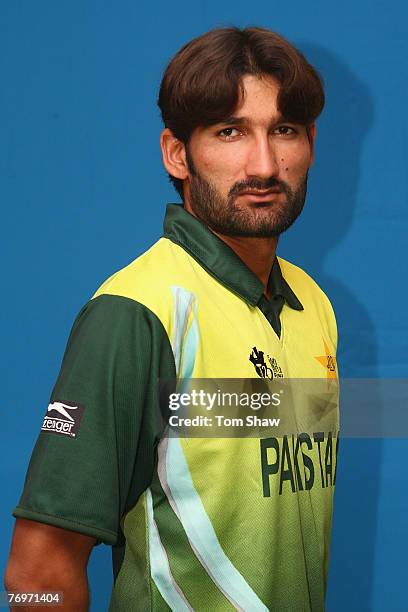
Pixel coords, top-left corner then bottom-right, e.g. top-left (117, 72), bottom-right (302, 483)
top-left (5, 27), bottom-right (338, 611)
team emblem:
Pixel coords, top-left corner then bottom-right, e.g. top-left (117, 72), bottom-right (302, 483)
top-left (249, 346), bottom-right (283, 379)
top-left (315, 339), bottom-right (337, 382)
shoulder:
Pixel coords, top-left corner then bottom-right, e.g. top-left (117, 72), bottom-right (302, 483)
top-left (92, 238), bottom-right (171, 299)
top-left (278, 256), bottom-right (333, 306)
top-left (277, 256), bottom-right (338, 349)
top-left (90, 237), bottom-right (194, 331)
top-left (66, 237), bottom-right (181, 357)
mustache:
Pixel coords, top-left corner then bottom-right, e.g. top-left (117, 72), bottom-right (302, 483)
top-left (228, 177), bottom-right (291, 198)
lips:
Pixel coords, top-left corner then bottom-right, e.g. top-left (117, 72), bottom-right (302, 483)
top-left (237, 189), bottom-right (283, 202)
top-left (241, 188), bottom-right (282, 196)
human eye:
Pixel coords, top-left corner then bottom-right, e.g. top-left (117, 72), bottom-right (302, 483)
top-left (273, 125), bottom-right (298, 136)
top-left (218, 127), bottom-right (243, 140)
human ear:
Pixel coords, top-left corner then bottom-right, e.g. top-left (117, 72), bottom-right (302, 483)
top-left (160, 128), bottom-right (189, 180)
top-left (307, 123), bottom-right (316, 166)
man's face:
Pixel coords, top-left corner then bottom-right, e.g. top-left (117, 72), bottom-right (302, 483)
top-left (184, 74), bottom-right (315, 237)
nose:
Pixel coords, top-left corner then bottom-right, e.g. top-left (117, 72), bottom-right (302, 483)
top-left (245, 134), bottom-right (279, 180)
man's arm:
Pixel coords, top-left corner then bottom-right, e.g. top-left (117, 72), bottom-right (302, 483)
top-left (4, 518), bottom-right (96, 611)
top-left (8, 295), bottom-right (176, 609)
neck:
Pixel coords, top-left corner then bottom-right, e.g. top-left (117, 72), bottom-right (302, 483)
top-left (212, 232), bottom-right (278, 298)
top-left (182, 199), bottom-right (278, 298)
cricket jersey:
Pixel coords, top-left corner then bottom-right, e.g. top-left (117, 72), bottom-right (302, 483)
top-left (13, 203), bottom-right (339, 611)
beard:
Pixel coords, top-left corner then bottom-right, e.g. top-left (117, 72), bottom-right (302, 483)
top-left (186, 149), bottom-right (308, 238)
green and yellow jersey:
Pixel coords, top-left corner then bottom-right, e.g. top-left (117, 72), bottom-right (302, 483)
top-left (14, 204), bottom-right (339, 611)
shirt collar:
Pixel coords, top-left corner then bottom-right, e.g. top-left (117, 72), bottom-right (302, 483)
top-left (163, 203), bottom-right (303, 311)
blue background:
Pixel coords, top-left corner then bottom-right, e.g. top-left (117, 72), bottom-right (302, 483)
top-left (1, 1), bottom-right (407, 610)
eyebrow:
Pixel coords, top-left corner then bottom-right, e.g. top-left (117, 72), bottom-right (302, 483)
top-left (215, 114), bottom-right (288, 128)
top-left (216, 116), bottom-right (248, 126)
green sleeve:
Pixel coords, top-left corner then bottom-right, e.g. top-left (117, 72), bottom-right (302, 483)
top-left (13, 294), bottom-right (176, 545)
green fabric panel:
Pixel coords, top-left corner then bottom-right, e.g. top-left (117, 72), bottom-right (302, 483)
top-left (150, 474), bottom-right (235, 611)
top-left (269, 254), bottom-right (303, 310)
top-left (12, 507), bottom-right (117, 543)
top-left (258, 293), bottom-right (285, 337)
top-left (109, 495), bottom-right (150, 612)
top-left (13, 294), bottom-right (176, 545)
top-left (150, 580), bottom-right (171, 611)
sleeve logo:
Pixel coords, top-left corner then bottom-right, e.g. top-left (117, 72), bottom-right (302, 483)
top-left (41, 400), bottom-right (85, 438)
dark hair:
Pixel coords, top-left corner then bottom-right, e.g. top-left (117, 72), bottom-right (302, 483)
top-left (158, 27), bottom-right (325, 197)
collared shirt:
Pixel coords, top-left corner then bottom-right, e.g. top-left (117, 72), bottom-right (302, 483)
top-left (14, 202), bottom-right (338, 612)
top-left (163, 203), bottom-right (303, 338)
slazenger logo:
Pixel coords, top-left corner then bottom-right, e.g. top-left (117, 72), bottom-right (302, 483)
top-left (41, 401), bottom-right (85, 438)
